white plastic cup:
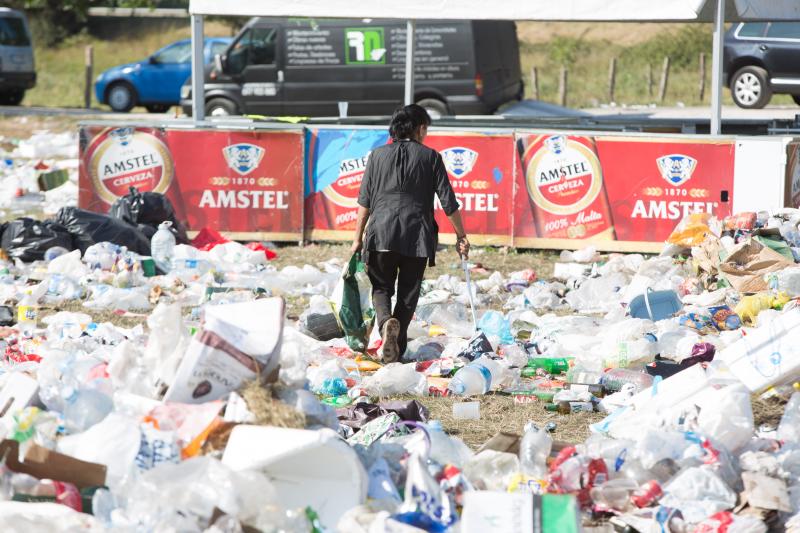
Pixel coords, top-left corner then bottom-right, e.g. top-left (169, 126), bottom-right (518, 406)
top-left (338, 101), bottom-right (349, 118)
top-left (453, 401), bottom-right (480, 420)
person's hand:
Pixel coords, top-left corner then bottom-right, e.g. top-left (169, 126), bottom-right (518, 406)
top-left (456, 235), bottom-right (470, 259)
top-left (351, 238), bottom-right (363, 256)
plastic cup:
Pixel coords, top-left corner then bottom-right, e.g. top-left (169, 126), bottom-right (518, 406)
top-left (338, 101), bottom-right (348, 118)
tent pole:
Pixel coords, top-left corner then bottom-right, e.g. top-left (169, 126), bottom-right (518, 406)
top-left (191, 14), bottom-right (206, 122)
top-left (404, 20), bottom-right (416, 106)
top-left (709, 0), bottom-right (725, 135)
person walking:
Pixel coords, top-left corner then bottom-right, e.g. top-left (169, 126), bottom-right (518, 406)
top-left (351, 104), bottom-right (469, 362)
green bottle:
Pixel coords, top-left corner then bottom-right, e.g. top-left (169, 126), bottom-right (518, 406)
top-left (526, 357), bottom-right (573, 375)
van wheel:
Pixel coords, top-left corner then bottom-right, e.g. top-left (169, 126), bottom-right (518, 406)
top-left (205, 98), bottom-right (238, 117)
top-left (417, 98), bottom-right (449, 119)
top-left (145, 104), bottom-right (171, 113)
top-left (730, 66), bottom-right (771, 109)
top-left (106, 82), bottom-right (137, 112)
top-left (0, 90), bottom-right (24, 106)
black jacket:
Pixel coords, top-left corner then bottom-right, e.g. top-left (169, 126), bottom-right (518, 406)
top-left (357, 139), bottom-right (459, 267)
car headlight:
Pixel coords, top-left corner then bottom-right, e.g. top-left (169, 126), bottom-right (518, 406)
top-left (180, 85), bottom-right (191, 99)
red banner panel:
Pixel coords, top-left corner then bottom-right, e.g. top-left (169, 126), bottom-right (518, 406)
top-left (79, 127), bottom-right (304, 239)
top-left (425, 132), bottom-right (514, 246)
top-left (515, 134), bottom-right (614, 242)
top-left (596, 136), bottom-right (735, 243)
top-left (514, 133), bottom-right (736, 249)
top-left (304, 128), bottom-right (390, 240)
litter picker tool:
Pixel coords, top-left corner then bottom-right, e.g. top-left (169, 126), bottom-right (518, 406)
top-left (461, 254), bottom-right (478, 332)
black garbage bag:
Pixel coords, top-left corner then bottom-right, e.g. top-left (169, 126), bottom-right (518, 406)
top-left (1, 218), bottom-right (73, 262)
top-left (56, 207), bottom-right (151, 256)
top-left (109, 187), bottom-right (188, 243)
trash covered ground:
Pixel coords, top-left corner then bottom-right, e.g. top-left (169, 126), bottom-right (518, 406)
top-left (2, 120), bottom-right (800, 532)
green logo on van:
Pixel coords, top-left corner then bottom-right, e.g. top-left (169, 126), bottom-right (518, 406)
top-left (345, 28), bottom-right (386, 65)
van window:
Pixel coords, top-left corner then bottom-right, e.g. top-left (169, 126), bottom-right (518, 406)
top-left (737, 23), bottom-right (767, 38)
top-left (153, 42), bottom-right (191, 64)
top-left (227, 26), bottom-right (278, 74)
top-left (766, 22), bottom-right (800, 40)
top-left (0, 17), bottom-right (29, 46)
top-left (210, 41), bottom-right (228, 57)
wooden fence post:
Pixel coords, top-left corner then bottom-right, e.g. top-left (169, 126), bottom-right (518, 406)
top-left (84, 45), bottom-right (93, 109)
top-left (608, 57), bottom-right (617, 102)
top-left (659, 56), bottom-right (670, 103)
top-left (699, 52), bottom-right (706, 102)
top-left (530, 66), bottom-right (539, 101)
top-left (559, 66), bottom-right (568, 107)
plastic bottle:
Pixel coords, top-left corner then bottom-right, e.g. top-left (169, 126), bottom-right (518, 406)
top-left (519, 422), bottom-right (553, 477)
top-left (566, 366), bottom-right (603, 385)
top-left (17, 291), bottom-right (38, 331)
top-left (601, 368), bottom-right (654, 393)
top-left (545, 401), bottom-right (594, 414)
top-left (62, 388), bottom-right (114, 433)
top-left (448, 358), bottom-right (497, 396)
top-left (44, 246), bottom-right (70, 262)
top-left (590, 478), bottom-right (638, 510)
top-left (427, 420), bottom-right (466, 468)
top-left (778, 392), bottom-right (800, 444)
top-left (151, 221), bottom-right (176, 273)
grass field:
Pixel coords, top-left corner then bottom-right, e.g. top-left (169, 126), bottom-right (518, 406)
top-left (22, 19), bottom-right (796, 110)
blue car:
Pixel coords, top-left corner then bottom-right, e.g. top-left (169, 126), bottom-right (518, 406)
top-left (95, 37), bottom-right (231, 113)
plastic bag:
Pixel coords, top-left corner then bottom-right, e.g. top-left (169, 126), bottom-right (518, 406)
top-left (331, 253), bottom-right (371, 351)
top-left (667, 213), bottom-right (719, 247)
top-left (478, 311), bottom-right (513, 344)
top-left (109, 187), bottom-right (188, 243)
top-left (1, 218), bottom-right (73, 262)
top-left (56, 207), bottom-right (151, 256)
top-left (734, 292), bottom-right (790, 325)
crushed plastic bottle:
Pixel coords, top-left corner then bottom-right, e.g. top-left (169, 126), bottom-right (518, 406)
top-left (519, 422), bottom-right (552, 478)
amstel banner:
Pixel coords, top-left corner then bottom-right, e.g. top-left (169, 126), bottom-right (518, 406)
top-left (79, 126), bottom-right (305, 240)
top-left (79, 125), bottom-right (746, 249)
top-left (425, 132), bottom-right (514, 246)
top-left (304, 128), bottom-right (514, 245)
top-left (513, 133), bottom-right (736, 251)
top-left (304, 127), bottom-right (390, 240)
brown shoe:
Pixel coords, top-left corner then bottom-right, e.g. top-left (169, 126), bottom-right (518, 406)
top-left (381, 318), bottom-right (401, 363)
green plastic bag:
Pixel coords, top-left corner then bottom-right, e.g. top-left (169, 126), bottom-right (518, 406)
top-left (331, 253), bottom-right (372, 351)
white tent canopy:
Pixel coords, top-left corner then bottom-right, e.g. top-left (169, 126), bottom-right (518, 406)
top-left (187, 0), bottom-right (800, 132)
top-left (189, 0), bottom-right (800, 22)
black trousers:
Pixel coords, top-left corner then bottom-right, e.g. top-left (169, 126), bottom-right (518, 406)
top-left (366, 251), bottom-right (427, 356)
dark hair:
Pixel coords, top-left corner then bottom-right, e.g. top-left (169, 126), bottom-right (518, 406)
top-left (389, 104), bottom-right (431, 140)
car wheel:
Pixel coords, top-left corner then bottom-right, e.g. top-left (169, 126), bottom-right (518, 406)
top-left (204, 97), bottom-right (238, 117)
top-left (792, 95), bottom-right (800, 106)
top-left (417, 98), bottom-right (449, 119)
top-left (145, 104), bottom-right (171, 113)
top-left (730, 66), bottom-right (771, 109)
top-left (106, 82), bottom-right (136, 112)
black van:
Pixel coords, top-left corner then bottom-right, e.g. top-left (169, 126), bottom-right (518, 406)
top-left (180, 17), bottom-right (523, 118)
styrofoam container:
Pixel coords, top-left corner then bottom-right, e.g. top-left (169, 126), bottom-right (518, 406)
top-left (718, 308), bottom-right (800, 392)
top-left (222, 425), bottom-right (367, 528)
